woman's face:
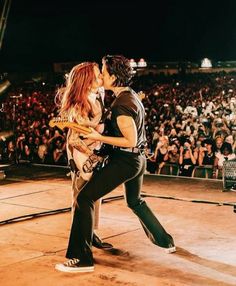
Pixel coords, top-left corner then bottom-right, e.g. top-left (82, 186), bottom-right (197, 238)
top-left (172, 145), bottom-right (178, 154)
top-left (91, 65), bottom-right (103, 91)
top-left (216, 138), bottom-right (223, 149)
top-left (205, 143), bottom-right (212, 151)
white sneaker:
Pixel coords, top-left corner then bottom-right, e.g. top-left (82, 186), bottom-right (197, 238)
top-left (55, 258), bottom-right (94, 273)
top-left (165, 245), bottom-right (176, 254)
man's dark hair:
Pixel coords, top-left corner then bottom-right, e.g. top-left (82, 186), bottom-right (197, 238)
top-left (102, 55), bottom-right (134, 87)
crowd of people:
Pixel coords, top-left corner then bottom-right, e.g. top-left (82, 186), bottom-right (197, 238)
top-left (0, 83), bottom-right (68, 165)
top-left (0, 71), bottom-right (236, 179)
top-left (139, 72), bottom-right (236, 178)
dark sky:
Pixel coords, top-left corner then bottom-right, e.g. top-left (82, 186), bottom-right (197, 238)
top-left (1, 0), bottom-right (236, 71)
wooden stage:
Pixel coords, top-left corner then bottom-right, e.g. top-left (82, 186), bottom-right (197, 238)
top-left (0, 164), bottom-right (236, 286)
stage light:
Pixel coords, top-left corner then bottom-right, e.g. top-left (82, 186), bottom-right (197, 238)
top-left (129, 59), bottom-right (137, 68)
top-left (201, 58), bottom-right (212, 68)
top-left (137, 58), bottom-right (147, 67)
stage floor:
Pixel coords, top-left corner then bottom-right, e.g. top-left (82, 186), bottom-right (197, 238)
top-left (0, 164), bottom-right (236, 286)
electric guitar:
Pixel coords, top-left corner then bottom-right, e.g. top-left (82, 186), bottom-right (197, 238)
top-left (49, 118), bottom-right (102, 180)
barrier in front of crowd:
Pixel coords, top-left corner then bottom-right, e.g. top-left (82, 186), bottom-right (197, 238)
top-left (223, 159), bottom-right (236, 191)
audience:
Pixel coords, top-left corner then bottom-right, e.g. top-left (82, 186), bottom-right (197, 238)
top-left (0, 71), bottom-right (236, 179)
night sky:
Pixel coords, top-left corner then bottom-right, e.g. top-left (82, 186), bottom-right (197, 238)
top-left (1, 0), bottom-right (236, 71)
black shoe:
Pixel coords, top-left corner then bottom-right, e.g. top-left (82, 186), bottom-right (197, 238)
top-left (92, 233), bottom-right (113, 250)
top-left (55, 258), bottom-right (94, 273)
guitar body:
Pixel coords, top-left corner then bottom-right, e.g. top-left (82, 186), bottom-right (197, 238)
top-left (72, 148), bottom-right (93, 181)
top-left (66, 135), bottom-right (102, 181)
top-left (50, 118), bottom-right (104, 180)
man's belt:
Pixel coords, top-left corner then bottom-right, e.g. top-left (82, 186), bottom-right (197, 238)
top-left (115, 147), bottom-right (142, 154)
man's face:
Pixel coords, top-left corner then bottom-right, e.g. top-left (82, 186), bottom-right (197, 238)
top-left (101, 62), bottom-right (115, 90)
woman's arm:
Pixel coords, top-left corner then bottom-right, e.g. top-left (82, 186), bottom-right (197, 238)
top-left (212, 157), bottom-right (219, 179)
top-left (179, 146), bottom-right (184, 165)
top-left (163, 150), bottom-right (169, 162)
top-left (198, 147), bottom-right (205, 166)
top-left (189, 148), bottom-right (196, 164)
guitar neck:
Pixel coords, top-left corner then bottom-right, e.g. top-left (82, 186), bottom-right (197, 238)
top-left (54, 121), bottom-right (91, 134)
top-left (66, 122), bottom-right (83, 131)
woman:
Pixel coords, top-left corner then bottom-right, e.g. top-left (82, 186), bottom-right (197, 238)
top-left (56, 62), bottom-right (112, 249)
top-left (165, 143), bottom-right (180, 164)
top-left (213, 142), bottom-right (236, 179)
top-left (179, 139), bottom-right (196, 177)
top-left (198, 139), bottom-right (215, 167)
top-left (55, 55), bottom-right (176, 273)
top-left (154, 135), bottom-right (169, 174)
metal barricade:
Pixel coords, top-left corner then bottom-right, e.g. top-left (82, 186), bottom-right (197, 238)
top-left (222, 159), bottom-right (236, 191)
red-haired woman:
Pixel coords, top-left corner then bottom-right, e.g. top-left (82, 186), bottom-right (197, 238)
top-left (56, 62), bottom-right (112, 250)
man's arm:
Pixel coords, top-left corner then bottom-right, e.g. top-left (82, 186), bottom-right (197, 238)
top-left (84, 115), bottom-right (137, 148)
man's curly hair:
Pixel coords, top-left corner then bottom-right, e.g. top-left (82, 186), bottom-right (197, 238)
top-left (102, 55), bottom-right (134, 87)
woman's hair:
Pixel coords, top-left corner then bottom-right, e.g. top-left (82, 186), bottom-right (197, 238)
top-left (203, 138), bottom-right (216, 152)
top-left (220, 142), bottom-right (233, 154)
top-left (55, 62), bottom-right (98, 118)
top-left (183, 138), bottom-right (192, 145)
top-left (102, 55), bottom-right (134, 87)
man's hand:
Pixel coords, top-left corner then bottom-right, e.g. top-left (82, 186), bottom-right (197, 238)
top-left (83, 128), bottom-right (102, 141)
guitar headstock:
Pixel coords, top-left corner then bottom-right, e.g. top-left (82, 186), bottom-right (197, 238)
top-left (49, 117), bottom-right (69, 130)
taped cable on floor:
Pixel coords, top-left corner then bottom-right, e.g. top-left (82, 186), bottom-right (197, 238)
top-left (140, 192), bottom-right (236, 207)
top-left (0, 207), bottom-right (71, 226)
top-left (102, 192), bottom-right (236, 209)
